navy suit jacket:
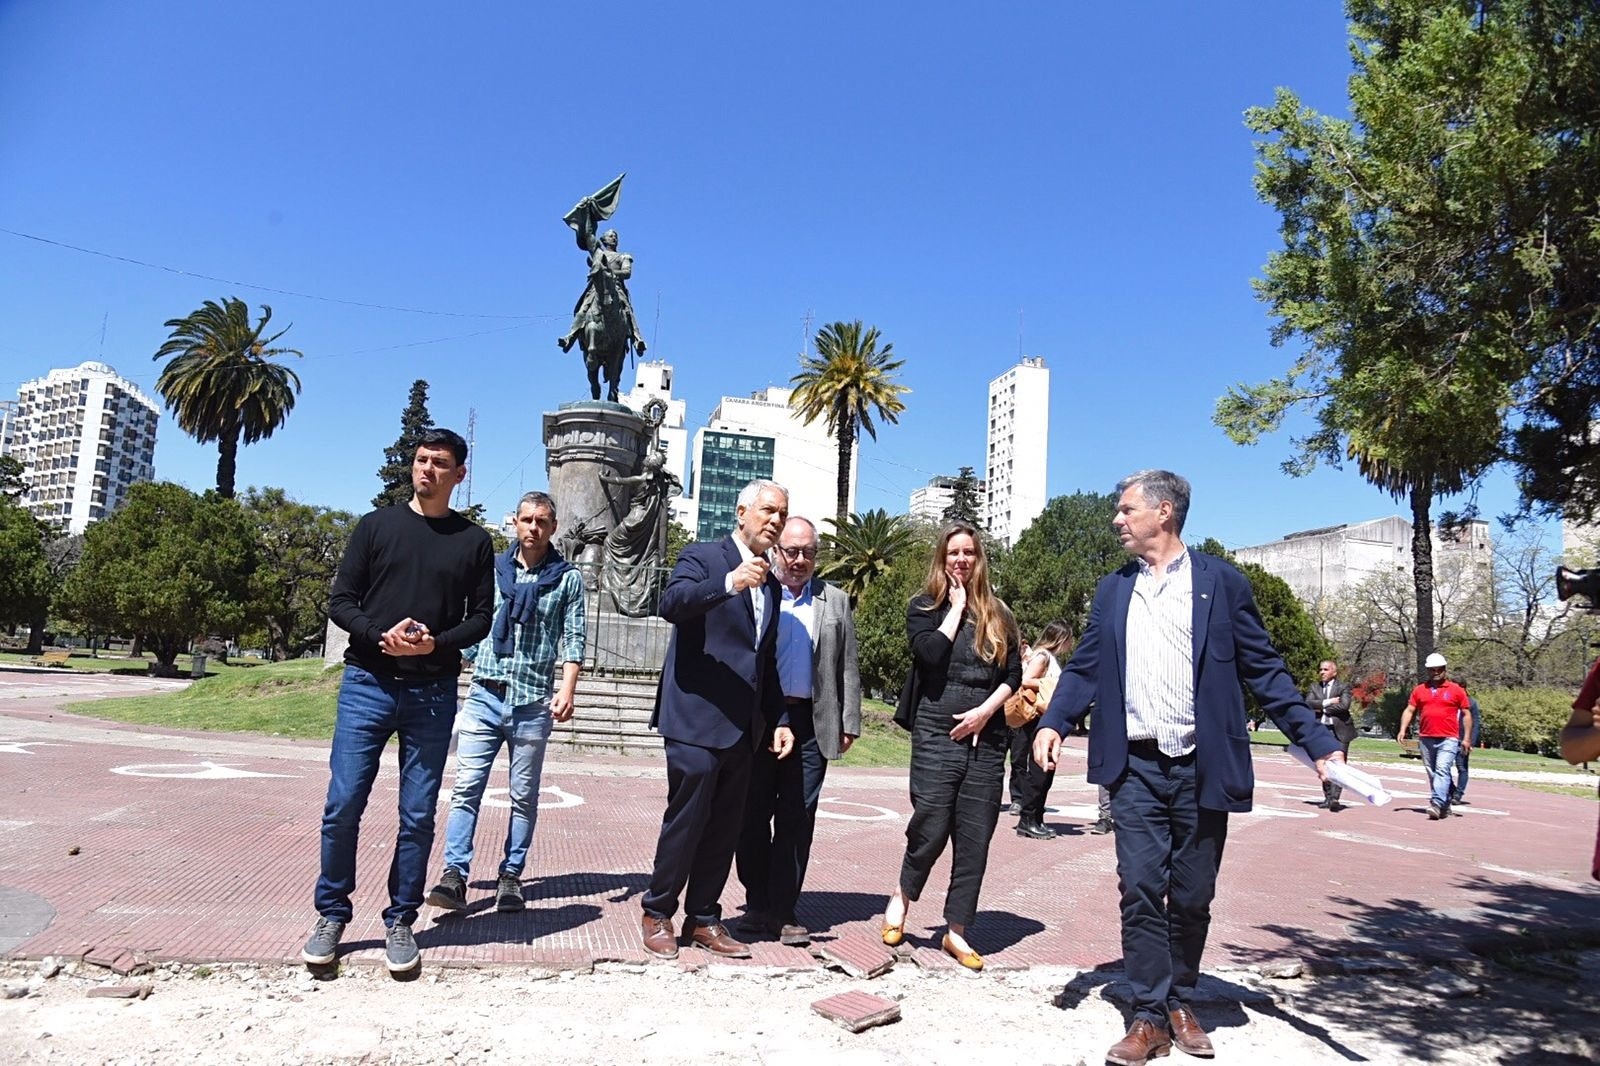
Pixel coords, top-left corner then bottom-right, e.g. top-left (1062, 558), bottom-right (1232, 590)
top-left (651, 537), bottom-right (783, 751)
top-left (1040, 550), bottom-right (1339, 813)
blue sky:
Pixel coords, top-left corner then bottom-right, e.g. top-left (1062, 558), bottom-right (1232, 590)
top-left (0, 1), bottom-right (1547, 548)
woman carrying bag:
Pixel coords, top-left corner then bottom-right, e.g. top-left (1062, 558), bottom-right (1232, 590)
top-left (1007, 620), bottom-right (1074, 839)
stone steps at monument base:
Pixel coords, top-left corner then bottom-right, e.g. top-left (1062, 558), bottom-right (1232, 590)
top-left (452, 672), bottom-right (667, 754)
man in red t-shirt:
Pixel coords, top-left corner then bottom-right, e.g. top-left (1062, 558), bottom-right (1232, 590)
top-left (1398, 652), bottom-right (1473, 820)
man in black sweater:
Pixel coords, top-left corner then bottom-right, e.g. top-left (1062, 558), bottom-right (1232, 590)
top-left (301, 428), bottom-right (494, 974)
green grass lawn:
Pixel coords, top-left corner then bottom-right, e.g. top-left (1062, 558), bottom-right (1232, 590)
top-left (65, 658), bottom-right (341, 738)
top-left (838, 698), bottom-right (912, 768)
top-left (1250, 725), bottom-right (1586, 776)
top-left (0, 648), bottom-right (267, 679)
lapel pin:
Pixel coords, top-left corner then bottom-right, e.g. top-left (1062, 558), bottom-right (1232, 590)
top-left (1200, 593), bottom-right (1209, 599)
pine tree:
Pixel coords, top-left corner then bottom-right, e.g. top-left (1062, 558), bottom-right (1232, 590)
top-left (942, 466), bottom-right (983, 526)
top-left (373, 380), bottom-right (433, 508)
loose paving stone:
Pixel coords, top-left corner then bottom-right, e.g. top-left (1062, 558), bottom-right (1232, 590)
top-left (817, 936), bottom-right (895, 979)
top-left (86, 983), bottom-right (149, 999)
top-left (811, 989), bottom-right (901, 1033)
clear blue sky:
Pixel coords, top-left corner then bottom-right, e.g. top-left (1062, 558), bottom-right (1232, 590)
top-left (0, 1), bottom-right (1545, 548)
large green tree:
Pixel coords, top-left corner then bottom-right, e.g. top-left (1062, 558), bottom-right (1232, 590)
top-left (0, 455), bottom-right (28, 500)
top-left (0, 499), bottom-right (50, 649)
top-left (851, 529), bottom-right (937, 697)
top-left (242, 487), bottom-right (354, 661)
top-left (790, 321), bottom-right (909, 520)
top-left (374, 379), bottom-right (433, 508)
top-left (1216, 3), bottom-right (1573, 675)
top-left (996, 492), bottom-right (1125, 643)
top-left (57, 482), bottom-right (257, 672)
top-left (153, 298), bottom-right (303, 499)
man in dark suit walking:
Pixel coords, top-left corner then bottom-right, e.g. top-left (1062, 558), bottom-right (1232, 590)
top-left (1307, 659), bottom-right (1357, 811)
top-left (640, 479), bottom-right (790, 960)
top-left (736, 515), bottom-right (862, 947)
top-left (1034, 470), bottom-right (1342, 1066)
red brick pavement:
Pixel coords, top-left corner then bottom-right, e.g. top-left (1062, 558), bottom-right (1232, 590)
top-left (3, 680), bottom-right (1598, 975)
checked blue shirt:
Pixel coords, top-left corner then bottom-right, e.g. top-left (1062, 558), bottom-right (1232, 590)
top-left (462, 554), bottom-right (587, 708)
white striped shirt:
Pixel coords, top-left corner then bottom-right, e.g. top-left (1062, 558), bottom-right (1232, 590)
top-left (1124, 549), bottom-right (1196, 756)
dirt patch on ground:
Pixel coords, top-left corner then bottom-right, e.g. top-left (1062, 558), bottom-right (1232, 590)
top-left (3, 948), bottom-right (1597, 1065)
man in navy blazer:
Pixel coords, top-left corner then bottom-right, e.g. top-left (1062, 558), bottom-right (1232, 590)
top-left (1034, 470), bottom-right (1342, 1066)
top-left (640, 479), bottom-right (791, 960)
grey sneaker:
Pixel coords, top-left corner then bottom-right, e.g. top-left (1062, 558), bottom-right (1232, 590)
top-left (495, 872), bottom-right (525, 913)
top-left (301, 916), bottom-right (345, 964)
top-left (426, 868), bottom-right (467, 911)
top-left (385, 923), bottom-right (420, 973)
top-left (1089, 818), bottom-right (1114, 836)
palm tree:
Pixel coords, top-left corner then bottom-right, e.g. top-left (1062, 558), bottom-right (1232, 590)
top-left (789, 320), bottom-right (909, 520)
top-left (819, 508), bottom-right (922, 605)
top-left (153, 298), bottom-right (303, 498)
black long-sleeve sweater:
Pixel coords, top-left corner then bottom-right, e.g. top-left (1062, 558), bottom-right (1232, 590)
top-left (328, 504), bottom-right (494, 680)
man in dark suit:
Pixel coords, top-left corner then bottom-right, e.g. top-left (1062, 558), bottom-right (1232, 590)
top-left (1034, 470), bottom-right (1342, 1066)
top-left (640, 479), bottom-right (790, 960)
top-left (736, 515), bottom-right (862, 946)
top-left (1307, 659), bottom-right (1357, 810)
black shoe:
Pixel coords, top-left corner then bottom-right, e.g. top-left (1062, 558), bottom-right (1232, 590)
top-left (1328, 800), bottom-right (1344, 812)
top-left (1016, 816), bottom-right (1054, 840)
top-left (1313, 799), bottom-right (1331, 809)
top-left (1427, 803), bottom-right (1443, 820)
top-left (426, 868), bottom-right (467, 911)
top-left (1004, 801), bottom-right (1022, 815)
top-left (1089, 818), bottom-right (1114, 835)
top-left (495, 872), bottom-right (524, 912)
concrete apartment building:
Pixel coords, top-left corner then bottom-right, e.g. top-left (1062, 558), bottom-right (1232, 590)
top-left (984, 356), bottom-right (1050, 547)
top-left (683, 385), bottom-right (854, 540)
top-left (11, 361), bottom-right (159, 533)
top-left (1234, 515), bottom-right (1492, 611)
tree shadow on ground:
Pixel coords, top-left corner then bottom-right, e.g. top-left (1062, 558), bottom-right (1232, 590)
top-left (1052, 967), bottom-right (1370, 1062)
top-left (1213, 875), bottom-right (1600, 1063)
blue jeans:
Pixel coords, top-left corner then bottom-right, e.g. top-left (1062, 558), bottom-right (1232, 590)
top-left (441, 684), bottom-right (553, 878)
top-left (1451, 744), bottom-right (1470, 803)
top-left (315, 666), bottom-right (458, 928)
top-left (1419, 736), bottom-right (1461, 811)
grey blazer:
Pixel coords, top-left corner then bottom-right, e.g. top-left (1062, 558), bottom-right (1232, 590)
top-left (807, 578), bottom-right (862, 760)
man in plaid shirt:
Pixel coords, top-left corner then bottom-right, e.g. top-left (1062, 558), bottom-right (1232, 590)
top-left (426, 490), bottom-right (587, 913)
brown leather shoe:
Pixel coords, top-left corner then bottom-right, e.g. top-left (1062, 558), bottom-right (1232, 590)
top-left (1106, 1018), bottom-right (1172, 1065)
top-left (1168, 1005), bottom-right (1214, 1057)
top-left (640, 912), bottom-right (678, 959)
top-left (688, 922), bottom-right (752, 958)
top-left (778, 923), bottom-right (811, 947)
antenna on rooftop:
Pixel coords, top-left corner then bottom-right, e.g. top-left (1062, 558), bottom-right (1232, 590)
top-left (99, 312), bottom-right (108, 357)
top-left (653, 290), bottom-right (662, 351)
top-left (1018, 308), bottom-right (1024, 359)
top-left (802, 309), bottom-right (814, 357)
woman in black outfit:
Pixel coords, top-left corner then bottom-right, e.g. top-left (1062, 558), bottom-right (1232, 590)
top-left (882, 522), bottom-right (1020, 971)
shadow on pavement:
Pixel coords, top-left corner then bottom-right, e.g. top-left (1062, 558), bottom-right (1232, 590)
top-left (1216, 875), bottom-right (1600, 1063)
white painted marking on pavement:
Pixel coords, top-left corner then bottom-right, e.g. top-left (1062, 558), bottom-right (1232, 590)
top-left (816, 797), bottom-right (897, 822)
top-left (110, 760), bottom-right (296, 779)
top-left (480, 784), bottom-right (585, 809)
top-left (0, 740), bottom-right (60, 754)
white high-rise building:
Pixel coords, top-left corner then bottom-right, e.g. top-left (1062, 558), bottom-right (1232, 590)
top-left (12, 361), bottom-right (159, 533)
top-left (984, 356), bottom-right (1050, 546)
top-left (685, 385), bottom-right (855, 540)
top-left (621, 360), bottom-right (693, 529)
top-left (909, 473), bottom-right (987, 525)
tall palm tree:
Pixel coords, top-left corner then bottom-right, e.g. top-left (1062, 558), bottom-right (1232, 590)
top-left (153, 298), bottom-right (303, 498)
top-left (819, 508), bottom-right (922, 605)
top-left (789, 320), bottom-right (908, 520)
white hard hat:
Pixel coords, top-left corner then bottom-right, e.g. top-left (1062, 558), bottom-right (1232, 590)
top-left (1424, 652), bottom-right (1448, 669)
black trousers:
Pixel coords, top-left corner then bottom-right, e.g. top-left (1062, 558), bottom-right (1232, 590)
top-left (1110, 745), bottom-right (1229, 1024)
top-left (737, 707), bottom-right (828, 923)
top-left (1007, 718), bottom-right (1056, 819)
top-left (899, 720), bottom-right (1005, 928)
top-left (643, 737), bottom-right (752, 927)
top-left (1323, 735), bottom-right (1353, 803)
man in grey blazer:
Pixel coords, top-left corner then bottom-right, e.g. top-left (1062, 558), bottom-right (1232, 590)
top-left (1307, 659), bottom-right (1357, 810)
top-left (736, 516), bottom-right (862, 946)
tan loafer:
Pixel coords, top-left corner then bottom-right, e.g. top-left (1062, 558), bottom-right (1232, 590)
top-left (941, 932), bottom-right (983, 971)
